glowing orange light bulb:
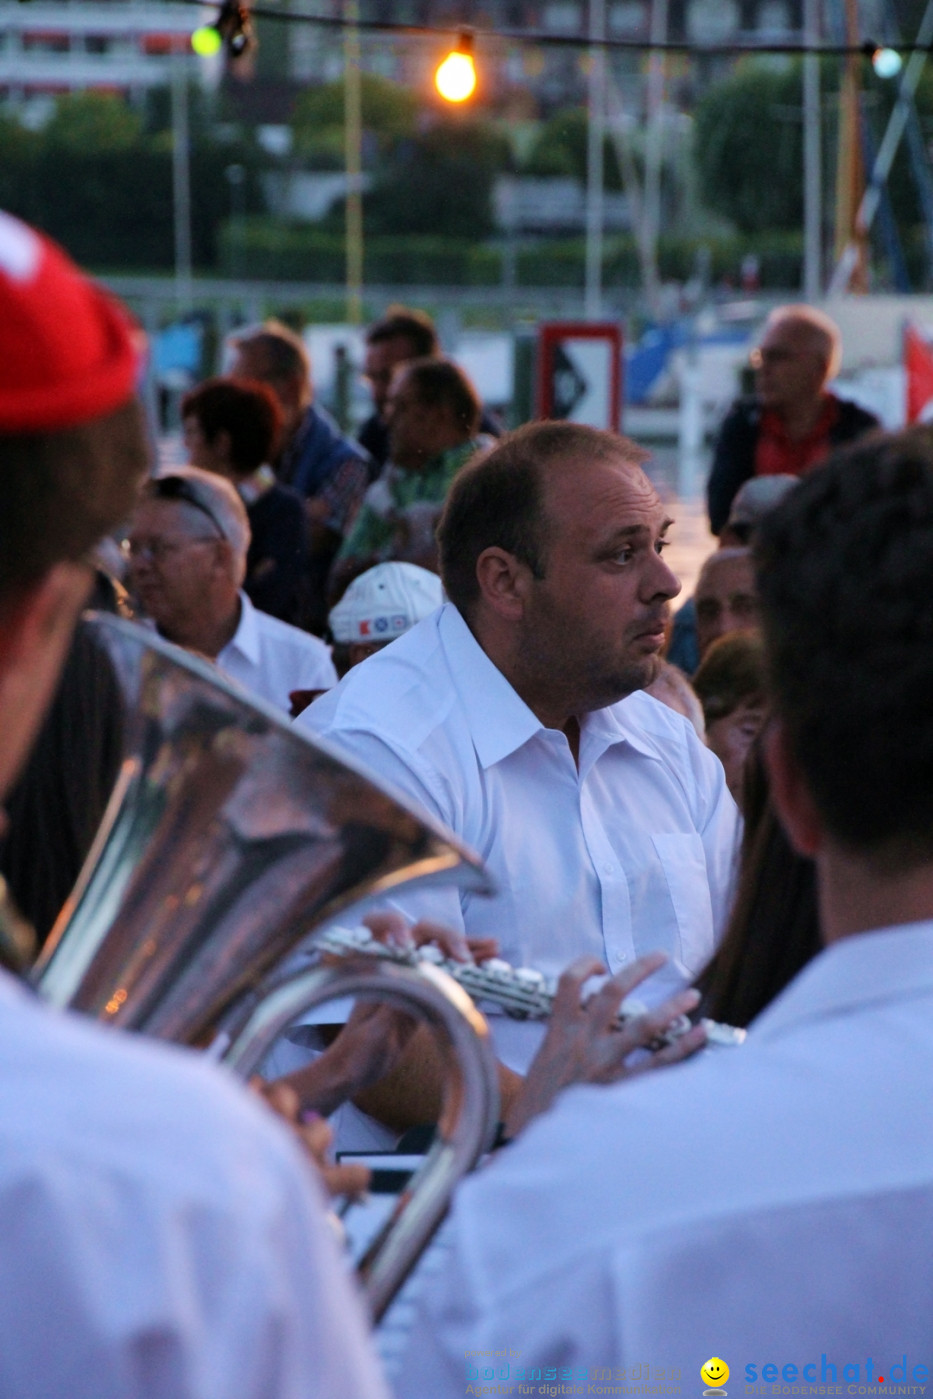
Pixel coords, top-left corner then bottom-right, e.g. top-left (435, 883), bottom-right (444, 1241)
top-left (435, 33), bottom-right (476, 102)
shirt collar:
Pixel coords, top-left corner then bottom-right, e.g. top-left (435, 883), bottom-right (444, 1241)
top-left (581, 696), bottom-right (665, 764)
top-left (760, 394), bottom-right (839, 446)
top-left (749, 919), bottom-right (933, 1042)
top-left (223, 591), bottom-right (260, 666)
top-left (437, 604), bottom-right (660, 770)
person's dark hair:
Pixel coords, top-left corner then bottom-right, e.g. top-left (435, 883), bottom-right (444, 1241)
top-left (402, 357), bottom-right (481, 437)
top-left (0, 398), bottom-right (146, 612)
top-left (437, 420), bottom-right (646, 618)
top-left (231, 320), bottom-right (309, 384)
top-left (693, 631), bottom-right (765, 724)
top-left (755, 425), bottom-right (933, 870)
top-left (366, 306), bottom-right (438, 358)
top-left (181, 377), bottom-right (282, 476)
top-left (694, 739), bottom-right (820, 1027)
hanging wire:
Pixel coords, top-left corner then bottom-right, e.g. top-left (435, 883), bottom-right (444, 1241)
top-left (173, 0), bottom-right (928, 63)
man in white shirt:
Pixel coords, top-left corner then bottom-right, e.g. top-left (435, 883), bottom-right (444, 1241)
top-left (395, 425), bottom-right (933, 1391)
top-left (128, 467), bottom-right (337, 710)
top-left (298, 422), bottom-right (739, 1086)
top-left (0, 209), bottom-right (387, 1399)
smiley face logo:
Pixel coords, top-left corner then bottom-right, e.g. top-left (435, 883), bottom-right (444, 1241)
top-left (701, 1358), bottom-right (729, 1388)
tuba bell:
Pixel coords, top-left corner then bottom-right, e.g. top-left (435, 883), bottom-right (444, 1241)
top-left (32, 613), bottom-right (500, 1319)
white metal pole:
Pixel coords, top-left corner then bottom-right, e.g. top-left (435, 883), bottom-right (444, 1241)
top-left (344, 0), bottom-right (363, 326)
top-left (644, 0), bottom-right (669, 313)
top-left (171, 49), bottom-right (193, 310)
top-left (803, 0), bottom-right (822, 301)
top-left (585, 0), bottom-right (606, 320)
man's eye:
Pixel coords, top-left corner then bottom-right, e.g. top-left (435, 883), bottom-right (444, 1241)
top-left (614, 547), bottom-right (635, 565)
top-left (655, 539), bottom-right (670, 555)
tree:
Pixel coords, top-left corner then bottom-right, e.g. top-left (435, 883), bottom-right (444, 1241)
top-left (43, 91), bottom-right (143, 152)
top-left (694, 62), bottom-right (812, 234)
top-left (291, 73), bottom-right (419, 165)
top-left (522, 106), bottom-right (623, 190)
top-left (363, 118), bottom-right (511, 238)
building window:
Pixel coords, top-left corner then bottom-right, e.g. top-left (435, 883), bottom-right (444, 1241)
top-left (23, 32), bottom-right (70, 53)
top-left (756, 0), bottom-right (790, 32)
top-left (608, 1), bottom-right (647, 35)
top-left (685, 0), bottom-right (740, 42)
top-left (543, 2), bottom-right (583, 33)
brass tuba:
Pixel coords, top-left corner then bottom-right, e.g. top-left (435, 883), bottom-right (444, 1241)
top-left (32, 613), bottom-right (500, 1320)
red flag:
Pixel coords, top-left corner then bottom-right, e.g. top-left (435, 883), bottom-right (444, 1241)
top-left (904, 322), bottom-right (933, 422)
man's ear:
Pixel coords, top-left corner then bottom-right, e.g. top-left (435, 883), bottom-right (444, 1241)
top-left (210, 538), bottom-right (240, 588)
top-left (474, 547), bottom-right (530, 623)
top-left (764, 717), bottom-right (824, 858)
top-left (284, 372), bottom-right (309, 413)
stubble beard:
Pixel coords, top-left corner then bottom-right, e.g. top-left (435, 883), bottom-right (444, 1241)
top-left (516, 622), bottom-right (660, 722)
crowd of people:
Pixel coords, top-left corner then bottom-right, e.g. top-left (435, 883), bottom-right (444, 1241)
top-left (1, 210), bottom-right (930, 1398)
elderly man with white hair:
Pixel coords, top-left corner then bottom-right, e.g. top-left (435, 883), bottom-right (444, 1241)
top-left (127, 467), bottom-right (337, 711)
top-left (707, 303), bottom-right (879, 535)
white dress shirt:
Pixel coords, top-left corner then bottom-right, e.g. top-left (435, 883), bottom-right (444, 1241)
top-left (299, 603), bottom-right (739, 1070)
top-left (217, 592), bottom-right (336, 712)
top-left (395, 921), bottom-right (933, 1394)
top-left (0, 970), bottom-right (388, 1399)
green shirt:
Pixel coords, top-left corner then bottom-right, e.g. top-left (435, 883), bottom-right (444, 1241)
top-left (338, 438), bottom-right (483, 561)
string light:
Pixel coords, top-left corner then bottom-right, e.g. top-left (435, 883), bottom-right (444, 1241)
top-left (169, 0), bottom-right (926, 64)
top-left (191, 0), bottom-right (254, 60)
top-left (191, 23), bottom-right (222, 55)
top-left (435, 31), bottom-right (476, 103)
top-left (861, 41), bottom-right (904, 78)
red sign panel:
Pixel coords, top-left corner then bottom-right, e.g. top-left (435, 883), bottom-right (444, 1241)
top-left (536, 321), bottom-right (624, 431)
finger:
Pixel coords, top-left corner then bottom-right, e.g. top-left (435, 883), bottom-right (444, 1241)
top-left (410, 919), bottom-right (471, 963)
top-left (363, 911), bottom-right (413, 949)
top-left (300, 1114), bottom-right (335, 1160)
top-left (620, 988), bottom-right (702, 1054)
top-left (599, 951), bottom-right (670, 1008)
top-left (637, 986), bottom-right (701, 1044)
top-left (631, 1020), bottom-right (707, 1074)
top-left (466, 936), bottom-right (500, 963)
top-left (259, 1080), bottom-right (302, 1122)
top-left (552, 956), bottom-right (608, 1020)
top-left (324, 1162), bottom-right (371, 1199)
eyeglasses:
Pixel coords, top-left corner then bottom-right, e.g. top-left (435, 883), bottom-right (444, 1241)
top-left (151, 474), bottom-right (228, 541)
top-left (749, 346), bottom-right (807, 369)
top-left (123, 535), bottom-right (220, 564)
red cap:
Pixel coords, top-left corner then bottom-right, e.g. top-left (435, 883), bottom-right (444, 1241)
top-left (0, 210), bottom-right (140, 433)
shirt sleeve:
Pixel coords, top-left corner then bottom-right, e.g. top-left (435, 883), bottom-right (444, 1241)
top-left (301, 720), bottom-right (468, 936)
top-left (302, 644), bottom-right (338, 691)
top-left (319, 455), bottom-right (370, 536)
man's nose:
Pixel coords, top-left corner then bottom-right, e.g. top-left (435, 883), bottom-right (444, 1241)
top-left (645, 550), bottom-right (681, 602)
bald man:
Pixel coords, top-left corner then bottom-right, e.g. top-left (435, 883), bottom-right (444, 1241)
top-left (707, 304), bottom-right (879, 534)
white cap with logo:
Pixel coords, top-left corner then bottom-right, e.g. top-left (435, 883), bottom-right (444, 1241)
top-left (328, 562), bottom-right (444, 644)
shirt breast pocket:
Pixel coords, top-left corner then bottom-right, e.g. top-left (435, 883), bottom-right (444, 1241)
top-left (650, 832), bottom-right (715, 975)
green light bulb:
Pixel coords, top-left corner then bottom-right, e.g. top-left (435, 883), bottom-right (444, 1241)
top-left (191, 25), bottom-right (222, 56)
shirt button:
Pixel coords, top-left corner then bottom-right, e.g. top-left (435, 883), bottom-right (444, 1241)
top-left (602, 863), bottom-right (617, 876)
